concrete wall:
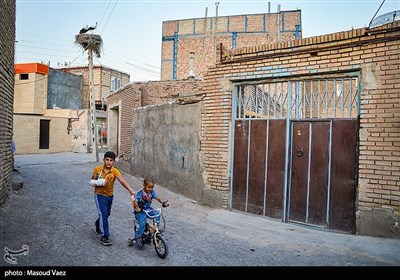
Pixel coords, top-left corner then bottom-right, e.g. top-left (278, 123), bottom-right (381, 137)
top-left (0, 0), bottom-right (15, 205)
top-left (203, 21), bottom-right (400, 237)
top-left (130, 102), bottom-right (204, 201)
top-left (67, 110), bottom-right (89, 153)
top-left (47, 68), bottom-right (83, 110)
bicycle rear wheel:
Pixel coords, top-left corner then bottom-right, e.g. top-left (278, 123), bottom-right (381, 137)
top-left (154, 234), bottom-right (169, 259)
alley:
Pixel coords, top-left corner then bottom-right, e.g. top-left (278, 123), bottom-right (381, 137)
top-left (1, 153), bottom-right (399, 270)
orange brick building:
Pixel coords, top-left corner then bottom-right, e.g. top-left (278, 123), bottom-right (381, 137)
top-left (161, 10), bottom-right (301, 80)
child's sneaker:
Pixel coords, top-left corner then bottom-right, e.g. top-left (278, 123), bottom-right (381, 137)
top-left (135, 238), bottom-right (143, 248)
top-left (100, 236), bottom-right (112, 246)
top-left (94, 222), bottom-right (101, 234)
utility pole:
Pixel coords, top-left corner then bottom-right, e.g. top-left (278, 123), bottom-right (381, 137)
top-left (75, 23), bottom-right (102, 162)
top-left (88, 47), bottom-right (99, 162)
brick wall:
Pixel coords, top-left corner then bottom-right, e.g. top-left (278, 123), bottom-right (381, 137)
top-left (161, 10), bottom-right (301, 80)
top-left (202, 21), bottom-right (400, 236)
top-left (0, 0), bottom-right (16, 205)
top-left (107, 84), bottom-right (142, 160)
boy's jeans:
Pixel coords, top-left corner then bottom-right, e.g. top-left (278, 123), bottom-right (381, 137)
top-left (134, 209), bottom-right (160, 239)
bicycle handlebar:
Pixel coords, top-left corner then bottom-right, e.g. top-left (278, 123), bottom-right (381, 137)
top-left (142, 208), bottom-right (162, 219)
top-left (162, 200), bottom-right (169, 208)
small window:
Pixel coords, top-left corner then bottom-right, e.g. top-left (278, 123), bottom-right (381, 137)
top-left (111, 76), bottom-right (121, 92)
top-left (20, 74), bottom-right (29, 80)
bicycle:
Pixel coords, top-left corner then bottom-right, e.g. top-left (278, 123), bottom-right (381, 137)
top-left (128, 206), bottom-right (169, 259)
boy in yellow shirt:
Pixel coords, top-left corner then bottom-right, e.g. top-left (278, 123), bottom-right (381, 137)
top-left (91, 151), bottom-right (135, 246)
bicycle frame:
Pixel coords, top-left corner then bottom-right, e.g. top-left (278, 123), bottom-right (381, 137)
top-left (129, 207), bottom-right (169, 258)
top-left (143, 208), bottom-right (162, 243)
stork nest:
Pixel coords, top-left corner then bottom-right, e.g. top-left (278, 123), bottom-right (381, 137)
top-left (75, 34), bottom-right (103, 57)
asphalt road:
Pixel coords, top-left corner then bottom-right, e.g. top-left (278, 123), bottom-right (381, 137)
top-left (1, 152), bottom-right (399, 274)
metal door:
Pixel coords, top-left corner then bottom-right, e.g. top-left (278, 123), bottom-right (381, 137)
top-left (329, 119), bottom-right (357, 232)
top-left (288, 121), bottom-right (330, 226)
top-left (230, 77), bottom-right (359, 233)
top-left (287, 119), bottom-right (357, 232)
top-left (231, 119), bottom-right (285, 218)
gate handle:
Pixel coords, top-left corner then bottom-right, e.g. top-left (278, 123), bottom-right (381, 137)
top-left (296, 150), bottom-right (304, 157)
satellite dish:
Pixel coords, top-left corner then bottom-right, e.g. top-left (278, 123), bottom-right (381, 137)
top-left (369, 10), bottom-right (399, 28)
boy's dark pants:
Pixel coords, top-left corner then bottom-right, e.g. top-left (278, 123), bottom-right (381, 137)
top-left (95, 194), bottom-right (113, 238)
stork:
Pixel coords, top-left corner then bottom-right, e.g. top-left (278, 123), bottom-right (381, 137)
top-left (79, 22), bottom-right (98, 34)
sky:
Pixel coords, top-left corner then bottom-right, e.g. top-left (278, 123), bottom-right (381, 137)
top-left (15, 0), bottom-right (400, 82)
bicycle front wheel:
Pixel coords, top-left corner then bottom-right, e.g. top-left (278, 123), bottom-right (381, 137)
top-left (154, 234), bottom-right (169, 259)
top-left (159, 214), bottom-right (166, 232)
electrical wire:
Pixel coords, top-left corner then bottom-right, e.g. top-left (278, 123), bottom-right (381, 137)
top-left (96, 0), bottom-right (108, 26)
top-left (367, 0), bottom-right (386, 29)
top-left (15, 33), bottom-right (159, 79)
top-left (101, 0), bottom-right (119, 35)
top-left (97, 0), bottom-right (112, 29)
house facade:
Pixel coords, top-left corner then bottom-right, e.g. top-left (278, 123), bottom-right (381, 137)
top-left (161, 9), bottom-right (301, 80)
top-left (12, 63), bottom-right (131, 155)
top-left (13, 63), bottom-right (89, 154)
top-left (60, 65), bottom-right (130, 148)
top-left (200, 20), bottom-right (400, 237)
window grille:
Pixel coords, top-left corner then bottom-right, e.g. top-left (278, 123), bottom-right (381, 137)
top-left (234, 77), bottom-right (360, 120)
